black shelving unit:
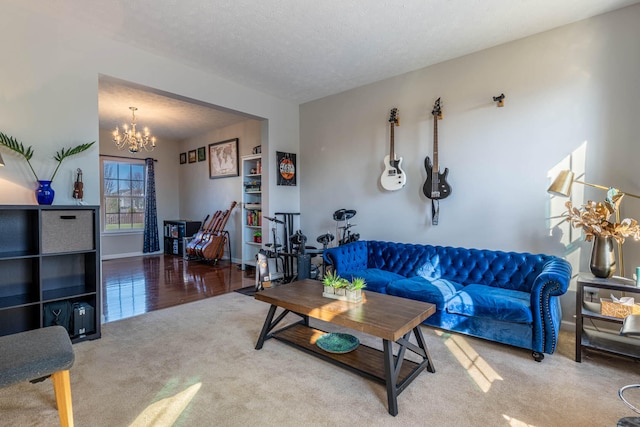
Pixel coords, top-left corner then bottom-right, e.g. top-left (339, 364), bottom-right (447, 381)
top-left (0, 205), bottom-right (101, 342)
top-left (576, 273), bottom-right (640, 362)
top-left (163, 220), bottom-right (202, 256)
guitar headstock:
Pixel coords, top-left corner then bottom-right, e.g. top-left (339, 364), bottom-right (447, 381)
top-left (389, 108), bottom-right (399, 126)
top-left (432, 98), bottom-right (442, 120)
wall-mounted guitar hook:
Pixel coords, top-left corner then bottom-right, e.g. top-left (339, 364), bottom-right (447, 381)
top-left (493, 93), bottom-right (505, 107)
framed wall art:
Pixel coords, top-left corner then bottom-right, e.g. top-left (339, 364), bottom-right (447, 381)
top-left (188, 149), bottom-right (197, 163)
top-left (209, 138), bottom-right (239, 179)
top-left (276, 151), bottom-right (296, 186)
top-left (180, 152), bottom-right (187, 164)
top-left (197, 146), bottom-right (206, 162)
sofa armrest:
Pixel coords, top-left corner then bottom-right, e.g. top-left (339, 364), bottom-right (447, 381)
top-left (323, 241), bottom-right (368, 274)
top-left (530, 258), bottom-right (572, 354)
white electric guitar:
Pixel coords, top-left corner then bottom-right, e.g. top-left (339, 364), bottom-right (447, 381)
top-left (380, 108), bottom-right (406, 191)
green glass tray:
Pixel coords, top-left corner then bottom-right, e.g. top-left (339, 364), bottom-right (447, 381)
top-left (316, 332), bottom-right (359, 354)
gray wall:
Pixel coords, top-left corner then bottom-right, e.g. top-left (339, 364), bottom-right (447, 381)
top-left (99, 118), bottom-right (261, 261)
top-left (178, 119), bottom-right (263, 263)
top-left (299, 4), bottom-right (640, 325)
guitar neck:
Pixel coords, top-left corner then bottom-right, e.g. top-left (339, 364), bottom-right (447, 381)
top-left (389, 123), bottom-right (395, 159)
top-left (215, 202), bottom-right (237, 233)
top-left (432, 116), bottom-right (439, 173)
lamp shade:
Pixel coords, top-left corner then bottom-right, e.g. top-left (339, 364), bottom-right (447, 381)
top-left (547, 170), bottom-right (575, 197)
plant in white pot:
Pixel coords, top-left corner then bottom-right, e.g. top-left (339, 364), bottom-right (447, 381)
top-left (346, 277), bottom-right (366, 301)
top-left (334, 277), bottom-right (349, 296)
top-left (322, 270), bottom-right (341, 295)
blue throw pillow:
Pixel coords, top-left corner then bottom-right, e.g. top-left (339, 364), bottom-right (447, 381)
top-left (415, 254), bottom-right (442, 279)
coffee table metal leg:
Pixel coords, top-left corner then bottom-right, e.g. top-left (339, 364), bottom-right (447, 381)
top-left (256, 306), bottom-right (308, 350)
top-left (255, 305), bottom-right (278, 350)
top-left (382, 339), bottom-right (399, 416)
top-left (413, 326), bottom-right (435, 373)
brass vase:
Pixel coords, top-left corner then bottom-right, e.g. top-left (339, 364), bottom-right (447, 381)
top-left (590, 235), bottom-right (616, 278)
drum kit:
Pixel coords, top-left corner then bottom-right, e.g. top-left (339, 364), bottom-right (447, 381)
top-left (254, 209), bottom-right (360, 290)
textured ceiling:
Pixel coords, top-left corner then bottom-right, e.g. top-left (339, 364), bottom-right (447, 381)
top-left (14, 0), bottom-right (640, 140)
top-left (98, 77), bottom-right (254, 142)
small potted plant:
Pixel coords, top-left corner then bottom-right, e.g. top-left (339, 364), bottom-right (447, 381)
top-left (346, 277), bottom-right (366, 302)
top-left (253, 231), bottom-right (262, 243)
top-left (333, 277), bottom-right (349, 297)
top-left (322, 270), bottom-right (341, 296)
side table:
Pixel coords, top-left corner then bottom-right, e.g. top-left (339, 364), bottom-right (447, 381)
top-left (576, 273), bottom-right (640, 362)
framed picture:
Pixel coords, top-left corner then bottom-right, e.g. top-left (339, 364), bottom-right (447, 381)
top-left (197, 146), bottom-right (206, 162)
top-left (188, 150), bottom-right (197, 163)
top-left (209, 138), bottom-right (239, 179)
top-left (180, 152), bottom-right (187, 164)
top-left (276, 151), bottom-right (297, 186)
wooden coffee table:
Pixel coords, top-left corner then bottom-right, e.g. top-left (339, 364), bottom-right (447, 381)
top-left (254, 279), bottom-right (436, 416)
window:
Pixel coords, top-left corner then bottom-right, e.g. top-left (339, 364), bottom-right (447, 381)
top-left (102, 159), bottom-right (146, 231)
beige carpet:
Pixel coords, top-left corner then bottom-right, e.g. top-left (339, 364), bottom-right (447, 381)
top-left (1, 292), bottom-right (640, 426)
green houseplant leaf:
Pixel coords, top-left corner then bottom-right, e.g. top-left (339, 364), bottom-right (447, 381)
top-left (0, 131), bottom-right (38, 180)
top-left (347, 277), bottom-right (366, 291)
top-left (0, 131), bottom-right (95, 182)
top-left (50, 141), bottom-right (95, 181)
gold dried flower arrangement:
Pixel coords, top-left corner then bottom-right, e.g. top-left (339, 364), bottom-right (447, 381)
top-left (563, 196), bottom-right (640, 244)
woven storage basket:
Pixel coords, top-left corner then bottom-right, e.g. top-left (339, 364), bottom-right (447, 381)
top-left (600, 298), bottom-right (640, 318)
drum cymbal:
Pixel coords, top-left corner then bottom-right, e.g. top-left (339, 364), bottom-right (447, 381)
top-left (263, 216), bottom-right (284, 224)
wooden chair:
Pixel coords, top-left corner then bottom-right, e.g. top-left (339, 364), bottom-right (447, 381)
top-left (0, 326), bottom-right (75, 427)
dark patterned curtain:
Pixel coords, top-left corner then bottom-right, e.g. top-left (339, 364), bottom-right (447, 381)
top-left (143, 158), bottom-right (160, 253)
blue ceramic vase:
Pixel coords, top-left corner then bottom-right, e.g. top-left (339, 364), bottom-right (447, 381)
top-left (36, 180), bottom-right (55, 205)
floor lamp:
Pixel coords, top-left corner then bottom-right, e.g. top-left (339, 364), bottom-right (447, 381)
top-left (547, 170), bottom-right (640, 278)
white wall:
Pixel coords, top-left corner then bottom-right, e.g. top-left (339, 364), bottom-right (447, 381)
top-left (0, 3), bottom-right (300, 258)
top-left (300, 5), bottom-right (640, 322)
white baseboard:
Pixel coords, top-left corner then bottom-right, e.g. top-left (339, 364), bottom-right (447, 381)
top-left (102, 251), bottom-right (162, 260)
top-left (560, 319), bottom-right (576, 333)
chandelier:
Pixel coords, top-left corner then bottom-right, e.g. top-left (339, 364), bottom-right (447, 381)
top-left (113, 106), bottom-right (156, 153)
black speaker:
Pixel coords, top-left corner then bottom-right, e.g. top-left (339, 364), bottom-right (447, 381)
top-left (72, 302), bottom-right (95, 337)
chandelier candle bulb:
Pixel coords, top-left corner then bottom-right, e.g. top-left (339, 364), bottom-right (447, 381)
top-left (113, 106), bottom-right (156, 153)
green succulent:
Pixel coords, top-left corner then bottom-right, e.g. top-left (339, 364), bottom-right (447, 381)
top-left (0, 131), bottom-right (95, 182)
top-left (347, 277), bottom-right (367, 291)
top-left (323, 270), bottom-right (348, 288)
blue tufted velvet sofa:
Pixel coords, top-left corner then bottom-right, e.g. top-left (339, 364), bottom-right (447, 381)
top-left (323, 240), bottom-right (572, 361)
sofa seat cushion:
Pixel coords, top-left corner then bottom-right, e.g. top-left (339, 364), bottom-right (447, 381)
top-left (340, 268), bottom-right (405, 294)
top-left (386, 277), bottom-right (463, 310)
top-left (446, 284), bottom-right (532, 324)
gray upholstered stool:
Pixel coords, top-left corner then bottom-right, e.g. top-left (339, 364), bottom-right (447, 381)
top-left (618, 315), bottom-right (640, 427)
top-left (0, 326), bottom-right (75, 427)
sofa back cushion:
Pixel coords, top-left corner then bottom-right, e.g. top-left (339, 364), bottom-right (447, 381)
top-left (366, 241), bottom-right (554, 292)
top-left (329, 240), bottom-right (369, 272)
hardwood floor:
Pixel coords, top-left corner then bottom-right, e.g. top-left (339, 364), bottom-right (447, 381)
top-left (101, 255), bottom-right (255, 323)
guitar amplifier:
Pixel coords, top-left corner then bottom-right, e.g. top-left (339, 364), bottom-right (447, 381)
top-left (72, 302), bottom-right (95, 337)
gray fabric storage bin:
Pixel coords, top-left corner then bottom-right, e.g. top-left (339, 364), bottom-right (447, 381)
top-left (41, 210), bottom-right (94, 254)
